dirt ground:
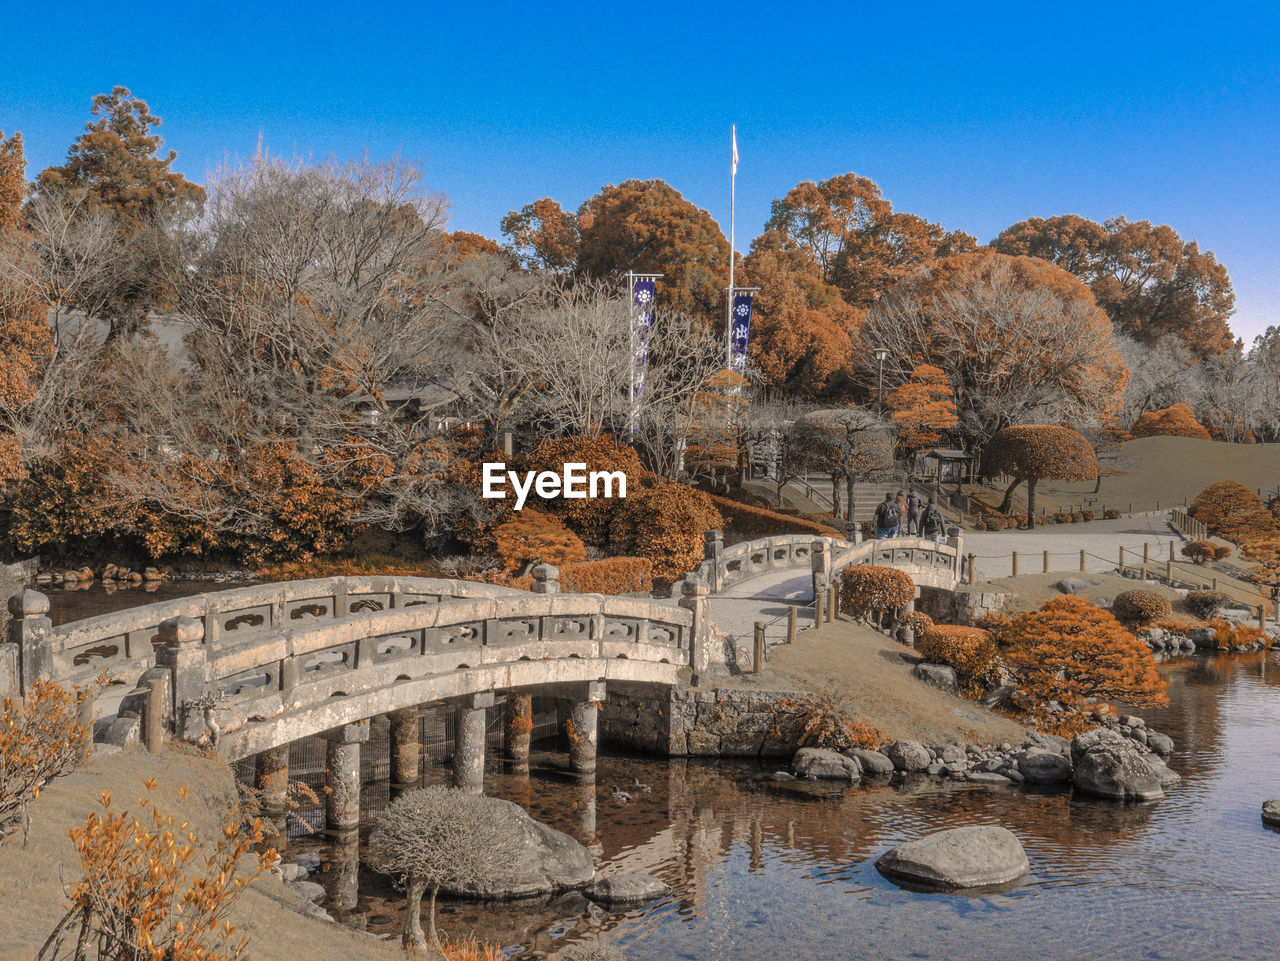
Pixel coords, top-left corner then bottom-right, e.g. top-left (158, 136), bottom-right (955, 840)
top-left (978, 571), bottom-right (1183, 613)
top-left (973, 435), bottom-right (1280, 515)
top-left (0, 746), bottom-right (402, 961)
top-left (721, 618), bottom-right (1029, 747)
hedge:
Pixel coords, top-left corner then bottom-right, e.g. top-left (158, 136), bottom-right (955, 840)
top-left (559, 557), bottom-right (654, 595)
top-left (708, 494), bottom-right (843, 540)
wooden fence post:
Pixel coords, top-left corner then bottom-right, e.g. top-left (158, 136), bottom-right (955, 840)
top-left (1043, 550), bottom-right (1049, 574)
top-left (1011, 551), bottom-right (1019, 577)
top-left (753, 622), bottom-right (766, 674)
top-left (1118, 547), bottom-right (1126, 572)
top-left (787, 606), bottom-right (797, 644)
top-left (826, 585), bottom-right (836, 623)
top-left (1165, 559), bottom-right (1172, 583)
top-left (814, 590), bottom-right (824, 627)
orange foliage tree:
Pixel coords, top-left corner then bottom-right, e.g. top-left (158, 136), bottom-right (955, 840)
top-left (1130, 402), bottom-right (1210, 439)
top-left (499, 197), bottom-right (580, 271)
top-left (490, 510), bottom-right (586, 573)
top-left (1, 680), bottom-right (89, 840)
top-left (0, 130), bottom-right (55, 487)
top-left (1189, 479), bottom-right (1279, 549)
top-left (886, 364), bottom-right (958, 455)
top-left (41, 782), bottom-right (273, 961)
top-left (1002, 596), bottom-right (1168, 713)
top-left (737, 240), bottom-right (858, 394)
top-left (608, 480), bottom-right (722, 581)
top-left (983, 425), bottom-right (1098, 528)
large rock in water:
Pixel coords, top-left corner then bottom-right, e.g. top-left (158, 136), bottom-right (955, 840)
top-left (844, 748), bottom-right (895, 776)
top-left (884, 739), bottom-right (931, 772)
top-left (585, 873), bottom-right (672, 904)
top-left (1016, 748), bottom-right (1073, 785)
top-left (1262, 800), bottom-right (1280, 827)
top-left (440, 799), bottom-right (595, 899)
top-left (1071, 728), bottom-right (1178, 802)
top-left (792, 747), bottom-right (861, 780)
top-left (875, 826), bottom-right (1030, 890)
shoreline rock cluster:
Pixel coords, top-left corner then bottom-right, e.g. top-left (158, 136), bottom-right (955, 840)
top-left (783, 713), bottom-right (1179, 801)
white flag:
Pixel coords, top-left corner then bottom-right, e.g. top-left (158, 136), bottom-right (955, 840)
top-left (731, 125), bottom-right (739, 176)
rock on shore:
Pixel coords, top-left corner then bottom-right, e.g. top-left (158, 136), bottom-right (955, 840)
top-left (1263, 800), bottom-right (1280, 827)
top-left (441, 799), bottom-right (595, 899)
top-left (875, 826), bottom-right (1030, 890)
top-left (1071, 728), bottom-right (1179, 802)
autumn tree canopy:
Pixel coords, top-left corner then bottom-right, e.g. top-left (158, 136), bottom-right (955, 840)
top-left (991, 214), bottom-right (1236, 358)
top-left (763, 172), bottom-right (975, 308)
top-left (737, 239), bottom-right (858, 394)
top-left (35, 87), bottom-right (205, 340)
top-left (887, 364), bottom-right (958, 455)
top-left (0, 131), bottom-right (55, 486)
top-left (983, 424), bottom-right (1098, 526)
top-left (859, 250), bottom-right (1129, 448)
top-left (500, 197), bottom-right (580, 271)
top-left (1130, 402), bottom-right (1210, 439)
top-left (575, 179), bottom-right (731, 325)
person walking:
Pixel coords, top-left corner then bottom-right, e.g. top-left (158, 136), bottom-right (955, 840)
top-left (874, 492), bottom-right (901, 539)
top-left (920, 498), bottom-right (947, 544)
top-left (906, 489), bottom-right (922, 536)
top-left (895, 490), bottom-right (908, 529)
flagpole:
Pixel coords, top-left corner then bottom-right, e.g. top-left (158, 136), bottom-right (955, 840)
top-left (727, 123), bottom-right (736, 368)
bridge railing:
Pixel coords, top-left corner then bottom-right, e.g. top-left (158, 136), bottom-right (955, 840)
top-left (6, 575), bottom-right (533, 692)
top-left (197, 591), bottom-right (696, 739)
top-left (696, 532), bottom-right (856, 593)
top-left (829, 534), bottom-right (964, 590)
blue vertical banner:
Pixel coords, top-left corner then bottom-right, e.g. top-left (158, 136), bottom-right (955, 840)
top-left (630, 277), bottom-right (658, 432)
top-left (729, 291), bottom-right (754, 374)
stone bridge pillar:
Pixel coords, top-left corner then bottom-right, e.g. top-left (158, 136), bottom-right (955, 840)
top-left (567, 680), bottom-right (605, 776)
top-left (704, 530), bottom-right (724, 593)
top-left (321, 721), bottom-right (369, 833)
top-left (531, 564), bottom-right (560, 594)
top-left (680, 575), bottom-right (715, 686)
top-left (389, 707), bottom-right (420, 785)
top-left (454, 692), bottom-right (494, 792)
top-left (6, 589), bottom-right (52, 696)
top-left (811, 541), bottom-right (831, 603)
top-left (504, 693), bottom-right (533, 767)
top-left (255, 745), bottom-right (290, 812)
top-left (155, 616), bottom-right (207, 739)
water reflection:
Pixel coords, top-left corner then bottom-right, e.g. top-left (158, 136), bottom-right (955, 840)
top-left (278, 652), bottom-right (1280, 961)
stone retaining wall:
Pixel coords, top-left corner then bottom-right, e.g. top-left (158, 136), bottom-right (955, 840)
top-left (601, 683), bottom-right (817, 758)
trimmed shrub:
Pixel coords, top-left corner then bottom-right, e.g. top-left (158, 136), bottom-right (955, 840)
top-left (1081, 510), bottom-right (1095, 521)
top-left (609, 481), bottom-right (722, 581)
top-left (491, 510), bottom-right (586, 572)
top-left (1103, 509), bottom-right (1121, 520)
top-left (1184, 590), bottom-right (1228, 620)
top-left (902, 611), bottom-right (934, 636)
top-left (559, 557), bottom-right (653, 595)
top-left (708, 494), bottom-right (843, 539)
top-left (916, 625), bottom-right (999, 693)
top-left (1112, 590), bottom-right (1173, 625)
top-left (1208, 619), bottom-right (1270, 650)
top-left (838, 566), bottom-right (915, 622)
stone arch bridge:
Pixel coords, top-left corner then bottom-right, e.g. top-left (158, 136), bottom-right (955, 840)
top-left (1, 531), bottom-right (962, 831)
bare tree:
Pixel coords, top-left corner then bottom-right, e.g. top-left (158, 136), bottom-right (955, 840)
top-left (368, 786), bottom-right (524, 954)
top-left (788, 408), bottom-right (894, 520)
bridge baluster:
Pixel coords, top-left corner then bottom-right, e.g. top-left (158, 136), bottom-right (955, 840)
top-left (679, 575), bottom-right (713, 685)
top-left (155, 616), bottom-right (206, 739)
top-left (5, 589), bottom-right (51, 696)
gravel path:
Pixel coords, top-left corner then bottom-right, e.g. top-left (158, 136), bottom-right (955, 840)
top-left (961, 511), bottom-right (1187, 580)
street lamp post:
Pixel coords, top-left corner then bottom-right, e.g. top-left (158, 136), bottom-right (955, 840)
top-left (874, 348), bottom-right (889, 415)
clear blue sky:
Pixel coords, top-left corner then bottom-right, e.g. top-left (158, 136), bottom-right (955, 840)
top-left (3, 0), bottom-right (1278, 343)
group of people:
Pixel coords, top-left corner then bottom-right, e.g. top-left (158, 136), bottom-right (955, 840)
top-left (874, 490), bottom-right (949, 542)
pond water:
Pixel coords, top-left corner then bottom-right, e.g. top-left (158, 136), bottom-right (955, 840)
top-left (47, 589), bottom-right (1280, 960)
